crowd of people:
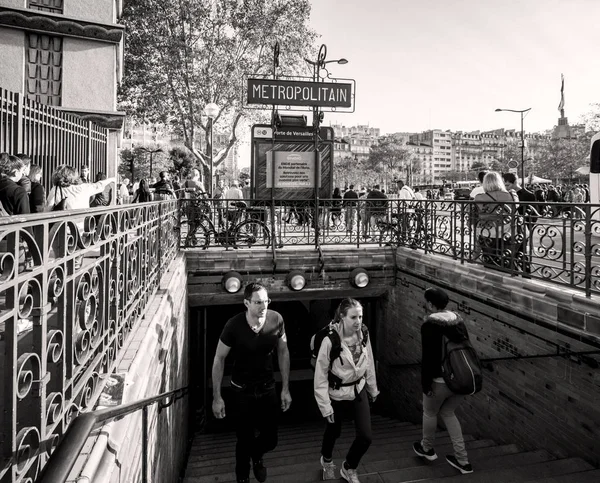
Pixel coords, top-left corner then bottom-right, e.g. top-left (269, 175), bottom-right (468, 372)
top-left (211, 282), bottom-right (474, 483)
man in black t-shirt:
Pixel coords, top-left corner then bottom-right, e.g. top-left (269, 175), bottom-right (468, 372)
top-left (211, 282), bottom-right (291, 483)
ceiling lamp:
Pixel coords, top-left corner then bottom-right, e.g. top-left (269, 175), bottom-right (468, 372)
top-left (286, 270), bottom-right (306, 291)
top-left (222, 271), bottom-right (243, 293)
top-left (350, 268), bottom-right (369, 288)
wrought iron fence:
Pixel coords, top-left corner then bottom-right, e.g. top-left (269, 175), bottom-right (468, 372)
top-left (179, 197), bottom-right (600, 296)
top-left (0, 200), bottom-right (179, 483)
top-left (0, 87), bottom-right (108, 194)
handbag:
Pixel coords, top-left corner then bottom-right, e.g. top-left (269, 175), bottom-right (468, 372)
top-left (52, 186), bottom-right (68, 211)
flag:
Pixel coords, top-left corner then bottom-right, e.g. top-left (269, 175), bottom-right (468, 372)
top-left (558, 74), bottom-right (565, 112)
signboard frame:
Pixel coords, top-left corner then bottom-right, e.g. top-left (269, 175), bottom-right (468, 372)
top-left (242, 74), bottom-right (356, 113)
top-left (250, 124), bottom-right (334, 201)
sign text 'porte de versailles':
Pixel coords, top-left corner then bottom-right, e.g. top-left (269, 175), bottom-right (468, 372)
top-left (247, 78), bottom-right (353, 109)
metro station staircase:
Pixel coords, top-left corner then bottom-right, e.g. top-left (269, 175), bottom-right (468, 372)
top-left (182, 415), bottom-right (599, 483)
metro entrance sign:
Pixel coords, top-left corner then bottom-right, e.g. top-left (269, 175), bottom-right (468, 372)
top-left (246, 78), bottom-right (353, 109)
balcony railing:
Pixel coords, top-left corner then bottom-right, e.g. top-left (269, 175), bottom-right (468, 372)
top-left (0, 200), bottom-right (179, 483)
top-left (179, 197), bottom-right (600, 296)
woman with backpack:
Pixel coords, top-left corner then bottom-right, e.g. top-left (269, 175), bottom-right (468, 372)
top-left (413, 287), bottom-right (474, 474)
top-left (313, 298), bottom-right (379, 483)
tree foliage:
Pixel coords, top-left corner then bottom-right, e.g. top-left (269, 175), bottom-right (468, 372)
top-left (366, 135), bottom-right (418, 182)
top-left (119, 146), bottom-right (171, 181)
top-left (119, 0), bottom-right (316, 171)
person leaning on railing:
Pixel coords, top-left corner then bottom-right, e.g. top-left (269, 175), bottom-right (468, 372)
top-left (45, 165), bottom-right (115, 211)
top-left (472, 172), bottom-right (520, 267)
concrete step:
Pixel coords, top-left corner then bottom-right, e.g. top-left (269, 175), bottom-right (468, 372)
top-left (524, 470), bottom-right (600, 482)
top-left (407, 458), bottom-right (595, 483)
top-left (183, 415), bottom-right (596, 483)
top-left (185, 443), bottom-right (518, 482)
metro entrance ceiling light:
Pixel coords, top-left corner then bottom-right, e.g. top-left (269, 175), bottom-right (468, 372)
top-left (350, 268), bottom-right (369, 288)
top-left (286, 270), bottom-right (306, 291)
top-left (222, 271), bottom-right (243, 293)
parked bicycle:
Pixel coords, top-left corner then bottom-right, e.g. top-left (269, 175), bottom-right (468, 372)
top-left (183, 198), bottom-right (271, 249)
top-left (378, 207), bottom-right (433, 249)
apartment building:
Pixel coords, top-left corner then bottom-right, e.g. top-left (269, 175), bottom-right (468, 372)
top-left (331, 124), bottom-right (380, 162)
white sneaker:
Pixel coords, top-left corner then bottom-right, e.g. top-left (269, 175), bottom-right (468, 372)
top-left (340, 462), bottom-right (361, 483)
top-left (320, 456), bottom-right (337, 480)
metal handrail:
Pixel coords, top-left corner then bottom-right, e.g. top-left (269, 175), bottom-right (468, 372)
top-left (38, 386), bottom-right (189, 483)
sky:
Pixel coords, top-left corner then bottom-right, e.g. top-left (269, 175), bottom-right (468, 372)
top-left (307, 0), bottom-right (600, 135)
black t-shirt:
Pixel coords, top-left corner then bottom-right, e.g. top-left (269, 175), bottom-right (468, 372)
top-left (220, 309), bottom-right (285, 387)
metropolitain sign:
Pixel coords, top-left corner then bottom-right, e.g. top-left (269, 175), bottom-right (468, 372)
top-left (247, 78), bottom-right (353, 108)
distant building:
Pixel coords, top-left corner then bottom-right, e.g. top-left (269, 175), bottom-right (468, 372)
top-left (331, 124), bottom-right (380, 162)
top-left (0, 0), bottom-right (125, 174)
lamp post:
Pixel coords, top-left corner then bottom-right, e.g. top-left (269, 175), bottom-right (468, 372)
top-left (139, 146), bottom-right (163, 179)
top-left (495, 107), bottom-right (531, 184)
top-left (304, 44), bottom-right (347, 246)
top-left (204, 102), bottom-right (220, 196)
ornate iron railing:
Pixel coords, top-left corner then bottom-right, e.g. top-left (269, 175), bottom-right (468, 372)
top-left (179, 197), bottom-right (600, 296)
top-left (0, 200), bottom-right (179, 483)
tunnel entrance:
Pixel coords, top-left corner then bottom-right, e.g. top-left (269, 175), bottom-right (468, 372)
top-left (189, 295), bottom-right (384, 432)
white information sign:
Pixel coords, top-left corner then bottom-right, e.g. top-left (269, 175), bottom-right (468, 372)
top-left (266, 151), bottom-right (321, 188)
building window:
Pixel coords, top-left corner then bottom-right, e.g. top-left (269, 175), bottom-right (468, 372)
top-left (28, 0), bottom-right (64, 13)
top-left (25, 33), bottom-right (63, 106)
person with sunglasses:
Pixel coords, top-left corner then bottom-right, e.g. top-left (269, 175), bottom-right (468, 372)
top-left (211, 282), bottom-right (292, 483)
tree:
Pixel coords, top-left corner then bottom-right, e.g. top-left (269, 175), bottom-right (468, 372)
top-left (119, 0), bottom-right (316, 181)
top-left (119, 145), bottom-right (170, 181)
top-left (169, 146), bottom-right (196, 179)
top-left (367, 135), bottom-right (415, 183)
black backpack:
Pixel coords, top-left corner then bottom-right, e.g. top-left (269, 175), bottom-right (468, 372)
top-left (440, 334), bottom-right (483, 395)
top-left (310, 323), bottom-right (369, 390)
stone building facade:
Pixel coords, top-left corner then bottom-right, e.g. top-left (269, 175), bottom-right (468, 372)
top-left (0, 0), bottom-right (124, 174)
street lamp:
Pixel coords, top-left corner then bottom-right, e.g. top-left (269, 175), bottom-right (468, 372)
top-left (303, 44), bottom-right (347, 246)
top-left (495, 107), bottom-right (531, 184)
top-left (204, 102), bottom-right (220, 196)
top-left (139, 146), bottom-right (163, 179)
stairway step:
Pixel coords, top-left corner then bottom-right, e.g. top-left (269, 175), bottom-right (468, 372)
top-left (393, 457), bottom-right (594, 483)
top-left (186, 437), bottom-right (500, 478)
top-left (192, 419), bottom-right (415, 444)
top-left (524, 469), bottom-right (600, 482)
top-left (190, 423), bottom-right (424, 455)
top-left (362, 444), bottom-right (522, 474)
top-left (187, 431), bottom-right (472, 466)
top-left (184, 434), bottom-right (480, 480)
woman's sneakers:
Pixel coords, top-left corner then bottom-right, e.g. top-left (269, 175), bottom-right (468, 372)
top-left (413, 442), bottom-right (438, 461)
top-left (446, 455), bottom-right (473, 474)
top-left (320, 456), bottom-right (337, 480)
top-left (340, 461), bottom-right (361, 483)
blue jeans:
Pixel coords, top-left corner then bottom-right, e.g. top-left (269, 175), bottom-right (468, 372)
top-left (231, 380), bottom-right (280, 480)
top-left (421, 381), bottom-right (469, 465)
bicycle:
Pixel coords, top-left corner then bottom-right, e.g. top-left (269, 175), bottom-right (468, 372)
top-left (378, 207), bottom-right (433, 249)
top-left (184, 198), bottom-right (271, 249)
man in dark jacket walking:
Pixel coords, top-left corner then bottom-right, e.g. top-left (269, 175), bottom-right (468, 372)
top-left (413, 288), bottom-right (473, 475)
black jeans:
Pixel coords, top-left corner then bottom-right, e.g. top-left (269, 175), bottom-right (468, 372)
top-left (231, 380), bottom-right (279, 480)
top-left (321, 387), bottom-right (372, 470)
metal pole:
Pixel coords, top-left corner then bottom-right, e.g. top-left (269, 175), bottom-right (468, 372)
top-left (142, 406), bottom-right (148, 483)
top-left (209, 118), bottom-right (214, 197)
top-left (149, 152), bottom-right (153, 178)
top-left (520, 112), bottom-right (525, 185)
top-left (314, 63), bottom-right (320, 248)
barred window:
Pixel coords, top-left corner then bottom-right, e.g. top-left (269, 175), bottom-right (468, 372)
top-left (25, 33), bottom-right (63, 106)
top-left (28, 0), bottom-right (64, 13)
